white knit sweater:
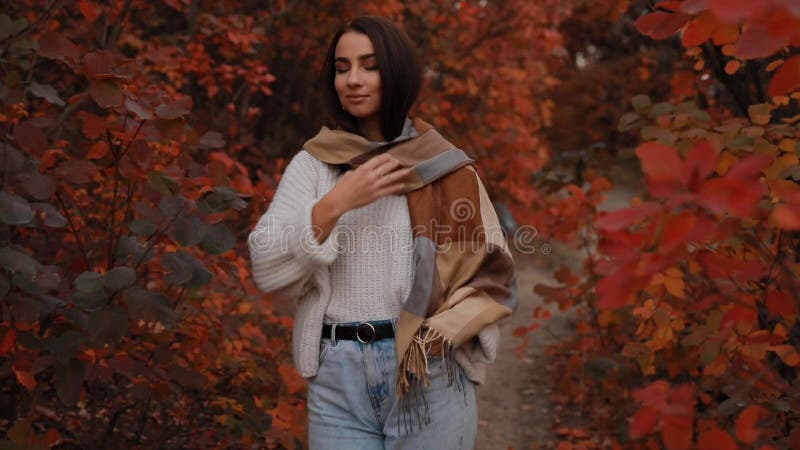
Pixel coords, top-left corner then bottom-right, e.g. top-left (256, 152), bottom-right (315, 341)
top-left (248, 149), bottom-right (500, 383)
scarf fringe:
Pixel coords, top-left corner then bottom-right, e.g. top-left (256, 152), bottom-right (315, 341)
top-left (396, 326), bottom-right (465, 433)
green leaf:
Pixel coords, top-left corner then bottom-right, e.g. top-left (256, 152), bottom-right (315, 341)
top-left (89, 79), bottom-right (122, 108)
top-left (0, 14), bottom-right (28, 40)
top-left (0, 247), bottom-right (40, 278)
top-left (171, 215), bottom-right (208, 246)
top-left (161, 251), bottom-right (211, 288)
top-left (103, 266), bottom-right (136, 292)
top-left (55, 358), bottom-right (85, 406)
top-left (159, 195), bottom-right (187, 217)
top-left (631, 94), bottom-right (651, 113)
top-left (0, 190), bottom-right (34, 225)
top-left (199, 222), bottom-right (235, 254)
top-left (648, 102), bottom-right (674, 118)
top-left (198, 187), bottom-right (238, 213)
top-left (0, 275), bottom-right (8, 301)
top-left (71, 290), bottom-right (108, 311)
top-left (28, 81), bottom-right (65, 106)
top-left (115, 236), bottom-right (149, 265)
top-left (74, 271), bottom-right (104, 293)
top-left (47, 330), bottom-right (84, 364)
top-left (122, 287), bottom-right (176, 330)
top-left (148, 171), bottom-right (180, 196)
top-left (129, 219), bottom-right (157, 237)
top-left (30, 202), bottom-right (67, 228)
top-left (18, 171), bottom-right (57, 200)
top-left (88, 306), bottom-right (127, 346)
top-left (618, 112), bottom-right (641, 132)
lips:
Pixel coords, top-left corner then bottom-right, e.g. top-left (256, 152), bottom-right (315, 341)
top-left (346, 94), bottom-right (369, 102)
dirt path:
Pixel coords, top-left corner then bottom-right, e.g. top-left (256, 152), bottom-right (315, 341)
top-left (475, 246), bottom-right (573, 450)
top-left (475, 186), bottom-right (636, 450)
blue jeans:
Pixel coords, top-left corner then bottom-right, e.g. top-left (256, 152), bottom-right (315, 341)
top-left (308, 319), bottom-right (477, 449)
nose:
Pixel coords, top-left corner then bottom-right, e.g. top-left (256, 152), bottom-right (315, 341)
top-left (346, 68), bottom-right (362, 87)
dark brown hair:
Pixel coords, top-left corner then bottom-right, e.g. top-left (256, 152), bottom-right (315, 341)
top-left (321, 16), bottom-right (423, 141)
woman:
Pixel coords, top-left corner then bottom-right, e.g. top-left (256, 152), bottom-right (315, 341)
top-left (248, 16), bottom-right (517, 449)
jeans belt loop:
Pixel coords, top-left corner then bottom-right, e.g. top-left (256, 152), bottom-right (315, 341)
top-left (331, 323), bottom-right (338, 347)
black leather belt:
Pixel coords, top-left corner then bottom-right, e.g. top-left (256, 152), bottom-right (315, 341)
top-left (322, 322), bottom-right (394, 343)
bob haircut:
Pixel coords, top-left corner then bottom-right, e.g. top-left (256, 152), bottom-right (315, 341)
top-left (321, 16), bottom-right (423, 142)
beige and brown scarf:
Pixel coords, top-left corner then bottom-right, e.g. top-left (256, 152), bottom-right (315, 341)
top-left (304, 118), bottom-right (518, 430)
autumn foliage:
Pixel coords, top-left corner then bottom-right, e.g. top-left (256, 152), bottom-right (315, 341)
top-left (0, 0), bottom-right (568, 448)
top-left (530, 1), bottom-right (800, 448)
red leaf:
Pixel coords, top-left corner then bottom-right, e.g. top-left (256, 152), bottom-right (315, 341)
top-left (665, 383), bottom-right (695, 416)
top-left (83, 51), bottom-right (118, 80)
top-left (722, 303), bottom-right (758, 327)
top-left (632, 380), bottom-right (669, 409)
top-left (735, 10), bottom-right (798, 59)
top-left (78, 0), bottom-right (101, 21)
top-left (659, 212), bottom-right (696, 255)
top-left (765, 290), bottom-right (798, 316)
top-left (56, 160), bottom-right (99, 184)
top-left (697, 250), bottom-right (768, 282)
top-left (78, 112), bottom-right (106, 139)
top-left (37, 32), bottom-right (80, 63)
top-left (697, 428), bottom-right (736, 450)
top-left (662, 415), bottom-right (692, 450)
top-left (684, 141), bottom-right (718, 187)
top-left (595, 202), bottom-right (660, 231)
top-left (726, 153), bottom-right (773, 180)
top-left (707, 0), bottom-right (767, 23)
top-left (596, 268), bottom-right (638, 309)
top-left (629, 406), bottom-right (660, 439)
top-left (636, 141), bottom-right (685, 197)
top-left (89, 79), bottom-right (123, 108)
top-left (767, 55), bottom-right (800, 97)
top-left (679, 0), bottom-right (708, 14)
top-left (681, 11), bottom-right (716, 47)
top-left (736, 405), bottom-right (768, 444)
top-left (155, 96), bottom-right (193, 120)
top-left (697, 178), bottom-right (764, 217)
top-left (635, 12), bottom-right (691, 40)
top-left (87, 141), bottom-right (109, 159)
top-left (13, 120), bottom-right (48, 156)
top-left (0, 327), bottom-right (15, 356)
top-left (125, 99), bottom-right (154, 120)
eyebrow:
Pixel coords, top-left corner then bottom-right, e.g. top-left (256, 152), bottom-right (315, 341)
top-left (334, 53), bottom-right (377, 63)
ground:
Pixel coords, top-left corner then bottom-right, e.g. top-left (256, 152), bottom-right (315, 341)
top-left (475, 185), bottom-right (635, 450)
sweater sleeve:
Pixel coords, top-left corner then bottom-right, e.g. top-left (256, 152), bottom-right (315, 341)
top-left (248, 150), bottom-right (342, 295)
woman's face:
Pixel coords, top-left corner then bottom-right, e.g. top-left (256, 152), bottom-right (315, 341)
top-left (334, 31), bottom-right (382, 123)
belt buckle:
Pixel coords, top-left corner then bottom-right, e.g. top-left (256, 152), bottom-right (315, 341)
top-left (356, 322), bottom-right (376, 343)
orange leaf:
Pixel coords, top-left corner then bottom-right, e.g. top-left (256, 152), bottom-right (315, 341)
top-left (724, 60), bottom-right (741, 74)
top-left (14, 369), bottom-right (36, 391)
top-left (697, 428), bottom-right (736, 450)
top-left (87, 141), bottom-right (109, 159)
top-left (770, 345), bottom-right (800, 366)
top-left (771, 204), bottom-right (800, 230)
top-left (736, 405), bottom-right (768, 444)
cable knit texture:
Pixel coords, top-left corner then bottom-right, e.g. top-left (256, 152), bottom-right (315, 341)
top-left (248, 149), bottom-right (500, 384)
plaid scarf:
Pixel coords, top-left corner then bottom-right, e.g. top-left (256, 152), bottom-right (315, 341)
top-left (303, 118), bottom-right (517, 430)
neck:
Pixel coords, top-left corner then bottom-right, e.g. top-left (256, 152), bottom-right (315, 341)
top-left (358, 117), bottom-right (384, 142)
